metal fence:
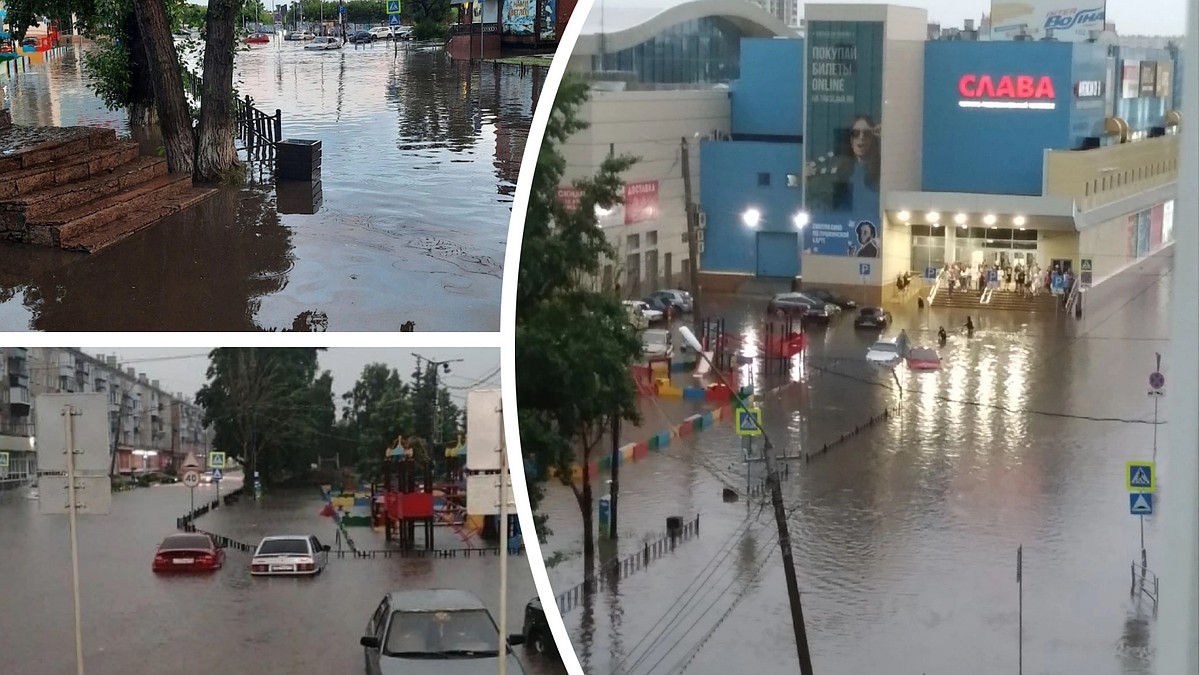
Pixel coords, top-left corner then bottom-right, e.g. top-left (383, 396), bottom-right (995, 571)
top-left (184, 74), bottom-right (282, 161)
top-left (555, 514), bottom-right (701, 615)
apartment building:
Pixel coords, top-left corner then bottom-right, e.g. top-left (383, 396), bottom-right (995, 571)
top-left (0, 349), bottom-right (209, 481)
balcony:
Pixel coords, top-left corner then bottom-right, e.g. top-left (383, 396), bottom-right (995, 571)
top-left (1043, 135), bottom-right (1179, 213)
top-left (58, 363), bottom-right (75, 378)
top-left (8, 386), bottom-right (30, 407)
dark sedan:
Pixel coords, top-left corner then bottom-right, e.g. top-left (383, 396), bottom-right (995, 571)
top-left (522, 597), bottom-right (560, 659)
top-left (352, 31), bottom-right (374, 43)
top-left (854, 307), bottom-right (892, 329)
top-left (768, 292), bottom-right (837, 324)
top-left (805, 288), bottom-right (857, 309)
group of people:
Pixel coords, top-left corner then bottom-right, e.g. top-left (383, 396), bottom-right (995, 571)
top-left (940, 260), bottom-right (1065, 298)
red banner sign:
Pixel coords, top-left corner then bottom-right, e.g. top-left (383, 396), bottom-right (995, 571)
top-left (958, 74), bottom-right (1056, 100)
top-left (623, 180), bottom-right (659, 225)
top-left (556, 186), bottom-right (583, 213)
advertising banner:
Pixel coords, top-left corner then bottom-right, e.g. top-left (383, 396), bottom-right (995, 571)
top-left (624, 180), bottom-right (659, 225)
top-left (556, 186), bottom-right (582, 213)
top-left (1150, 204), bottom-right (1163, 249)
top-left (1162, 200), bottom-right (1174, 244)
top-left (1155, 61), bottom-right (1172, 98)
top-left (502, 0), bottom-right (534, 34)
top-left (804, 21), bottom-right (884, 258)
top-left (1136, 209), bottom-right (1150, 257)
top-left (1138, 61), bottom-right (1157, 97)
top-left (989, 0), bottom-right (1107, 41)
top-left (540, 0), bottom-right (556, 39)
top-left (1120, 62), bottom-right (1140, 99)
top-left (1126, 214), bottom-right (1137, 258)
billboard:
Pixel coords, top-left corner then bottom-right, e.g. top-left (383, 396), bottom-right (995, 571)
top-left (1154, 61), bottom-right (1172, 98)
top-left (1162, 200), bottom-right (1174, 243)
top-left (624, 180), bottom-right (659, 225)
top-left (1120, 61), bottom-right (1140, 98)
top-left (465, 389), bottom-right (503, 471)
top-left (989, 1), bottom-right (1106, 41)
top-left (1138, 61), bottom-right (1157, 97)
top-left (803, 21), bottom-right (884, 258)
top-left (540, 0), bottom-right (556, 39)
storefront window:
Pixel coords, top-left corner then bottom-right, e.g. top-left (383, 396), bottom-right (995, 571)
top-left (592, 17), bottom-right (746, 85)
top-left (908, 225), bottom-right (945, 272)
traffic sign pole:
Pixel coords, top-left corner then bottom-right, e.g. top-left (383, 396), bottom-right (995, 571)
top-left (63, 407), bottom-right (85, 675)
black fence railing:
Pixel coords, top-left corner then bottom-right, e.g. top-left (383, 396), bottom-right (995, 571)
top-left (556, 514), bottom-right (701, 615)
top-left (183, 74), bottom-right (282, 162)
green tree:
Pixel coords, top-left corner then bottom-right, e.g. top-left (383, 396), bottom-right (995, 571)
top-left (516, 78), bottom-right (643, 579)
top-left (195, 348), bottom-right (333, 489)
top-left (340, 363), bottom-right (413, 474)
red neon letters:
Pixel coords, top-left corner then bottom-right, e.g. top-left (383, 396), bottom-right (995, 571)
top-left (958, 74), bottom-right (1056, 100)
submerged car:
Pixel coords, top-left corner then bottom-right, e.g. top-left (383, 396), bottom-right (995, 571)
top-left (804, 288), bottom-right (857, 309)
top-left (907, 346), bottom-right (941, 370)
top-left (152, 533), bottom-right (225, 573)
top-left (250, 535), bottom-right (330, 576)
top-left (865, 336), bottom-right (906, 367)
top-left (854, 307), bottom-right (892, 329)
top-left (522, 597), bottom-right (560, 659)
top-left (352, 31), bottom-right (374, 43)
top-left (646, 289), bottom-right (693, 313)
top-left (304, 36), bottom-right (341, 50)
top-left (360, 589), bottom-right (527, 674)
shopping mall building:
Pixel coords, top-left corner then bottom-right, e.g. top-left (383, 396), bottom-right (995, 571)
top-left (563, 1), bottom-right (1184, 304)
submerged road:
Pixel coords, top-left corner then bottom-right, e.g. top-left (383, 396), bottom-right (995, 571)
top-left (0, 474), bottom-right (556, 675)
top-left (536, 252), bottom-right (1174, 674)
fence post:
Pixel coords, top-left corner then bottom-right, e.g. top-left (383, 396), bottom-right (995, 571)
top-left (274, 110), bottom-right (282, 144)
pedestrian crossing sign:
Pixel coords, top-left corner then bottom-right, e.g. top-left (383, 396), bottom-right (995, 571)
top-left (209, 452), bottom-right (226, 469)
top-left (735, 408), bottom-right (762, 436)
top-left (388, 13), bottom-right (400, 25)
top-left (1129, 493), bottom-right (1153, 515)
top-left (1126, 461), bottom-right (1154, 492)
top-left (386, 0), bottom-right (400, 13)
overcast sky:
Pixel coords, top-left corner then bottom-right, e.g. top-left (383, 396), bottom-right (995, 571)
top-left (89, 348), bottom-right (499, 406)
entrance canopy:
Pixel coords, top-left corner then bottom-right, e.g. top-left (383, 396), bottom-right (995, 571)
top-left (884, 191), bottom-right (1077, 232)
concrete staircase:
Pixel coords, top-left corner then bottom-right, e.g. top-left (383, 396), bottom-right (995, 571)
top-left (0, 125), bottom-right (216, 252)
top-left (932, 288), bottom-right (1061, 312)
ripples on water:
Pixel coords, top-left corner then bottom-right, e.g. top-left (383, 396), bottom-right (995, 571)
top-left (537, 256), bottom-right (1173, 674)
top-left (0, 42), bottom-right (539, 330)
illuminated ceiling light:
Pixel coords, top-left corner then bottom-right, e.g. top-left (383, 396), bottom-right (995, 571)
top-left (793, 211), bottom-right (810, 228)
top-left (742, 208), bottom-right (761, 227)
top-left (896, 210), bottom-right (911, 222)
top-left (1012, 215), bottom-right (1027, 227)
top-left (953, 213), bottom-right (968, 225)
top-left (925, 211), bottom-right (940, 223)
top-left (595, 205), bottom-right (613, 218)
top-left (983, 214), bottom-right (997, 226)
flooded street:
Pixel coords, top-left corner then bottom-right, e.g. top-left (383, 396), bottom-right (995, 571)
top-left (536, 254), bottom-right (1174, 674)
top-left (0, 474), bottom-right (561, 675)
top-left (0, 43), bottom-right (540, 331)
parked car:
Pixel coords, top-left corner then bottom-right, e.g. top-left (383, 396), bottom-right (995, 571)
top-left (522, 597), bottom-right (559, 658)
top-left (623, 300), bottom-right (663, 328)
top-left (854, 307), bottom-right (892, 329)
top-left (768, 292), bottom-right (837, 323)
top-left (304, 36), bottom-right (341, 50)
top-left (906, 346), bottom-right (941, 370)
top-left (642, 328), bottom-right (672, 359)
top-left (152, 533), bottom-right (225, 573)
top-left (804, 288), bottom-right (857, 309)
top-left (646, 289), bottom-right (693, 313)
top-left (250, 535), bottom-right (330, 576)
top-left (360, 589), bottom-right (527, 674)
top-left (352, 31), bottom-right (374, 43)
top-left (865, 336), bottom-right (907, 367)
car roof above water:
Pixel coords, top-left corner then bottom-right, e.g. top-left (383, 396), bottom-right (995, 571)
top-left (386, 589), bottom-right (489, 612)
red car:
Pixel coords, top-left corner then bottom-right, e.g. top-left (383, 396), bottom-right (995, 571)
top-left (152, 533), bottom-right (226, 573)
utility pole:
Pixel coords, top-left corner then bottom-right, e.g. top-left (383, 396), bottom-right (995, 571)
top-left (108, 385), bottom-right (130, 478)
top-left (679, 137), bottom-right (702, 318)
top-left (412, 354), bottom-right (464, 450)
top-left (609, 413), bottom-right (620, 538)
top-left (679, 327), bottom-right (813, 674)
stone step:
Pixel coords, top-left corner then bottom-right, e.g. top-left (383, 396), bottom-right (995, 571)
top-left (933, 293), bottom-right (1060, 311)
top-left (0, 126), bottom-right (118, 176)
top-left (28, 173), bottom-right (194, 246)
top-left (60, 186), bottom-right (218, 252)
top-left (0, 156), bottom-right (167, 229)
top-left (0, 141), bottom-right (140, 200)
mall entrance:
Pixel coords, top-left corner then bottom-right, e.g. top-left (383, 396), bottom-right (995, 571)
top-left (909, 225), bottom-right (1041, 274)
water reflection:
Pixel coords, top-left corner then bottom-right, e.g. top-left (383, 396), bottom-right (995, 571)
top-left (0, 43), bottom-right (540, 330)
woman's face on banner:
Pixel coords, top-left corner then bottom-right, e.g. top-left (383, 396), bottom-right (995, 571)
top-left (850, 119), bottom-right (874, 159)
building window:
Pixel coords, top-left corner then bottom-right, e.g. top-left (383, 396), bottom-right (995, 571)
top-left (646, 231), bottom-right (658, 246)
top-left (626, 233), bottom-right (640, 250)
top-left (757, 172), bottom-right (771, 187)
top-left (786, 174), bottom-right (801, 187)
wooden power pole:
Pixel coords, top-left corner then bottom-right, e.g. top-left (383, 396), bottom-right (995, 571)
top-left (679, 137), bottom-right (702, 317)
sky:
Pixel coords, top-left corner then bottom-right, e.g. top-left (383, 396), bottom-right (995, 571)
top-left (88, 348), bottom-right (500, 405)
top-left (584, 0), bottom-right (1187, 37)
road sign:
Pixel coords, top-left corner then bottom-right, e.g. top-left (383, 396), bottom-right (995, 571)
top-left (987, 269), bottom-right (998, 284)
top-left (1126, 461), bottom-right (1155, 492)
top-left (0, 451), bottom-right (7, 469)
top-left (1080, 271), bottom-right (1093, 288)
top-left (735, 408), bottom-right (762, 436)
top-left (338, 3), bottom-right (345, 12)
top-left (211, 468), bottom-right (223, 482)
top-left (1051, 273), bottom-right (1065, 294)
top-left (273, 12), bottom-right (282, 21)
top-left (386, 0), bottom-right (400, 13)
top-left (1080, 258), bottom-right (1093, 272)
top-left (34, 393), bottom-right (110, 474)
top-left (1129, 492), bottom-right (1154, 515)
top-left (181, 453), bottom-right (202, 471)
top-left (182, 471), bottom-right (201, 488)
top-left (209, 452), bottom-right (226, 469)
top-left (859, 262), bottom-right (871, 276)
top-left (388, 13), bottom-right (400, 26)
top-left (1148, 371), bottom-right (1165, 390)
top-left (924, 266), bottom-right (937, 280)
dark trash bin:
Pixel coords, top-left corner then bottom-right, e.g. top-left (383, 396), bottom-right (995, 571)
top-left (276, 138), bottom-right (322, 181)
top-left (277, 179), bottom-right (323, 215)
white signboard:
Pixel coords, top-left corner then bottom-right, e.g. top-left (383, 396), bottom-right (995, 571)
top-left (1162, 200), bottom-right (1174, 244)
top-left (465, 472), bottom-right (515, 517)
top-left (465, 389), bottom-right (504, 472)
top-left (989, 0), bottom-right (1106, 42)
top-left (34, 394), bottom-right (111, 474)
top-left (38, 476), bottom-right (113, 515)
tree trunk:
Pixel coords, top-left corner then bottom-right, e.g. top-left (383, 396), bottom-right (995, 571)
top-left (579, 464), bottom-right (595, 582)
top-left (124, 12), bottom-right (158, 128)
top-left (195, 0), bottom-right (240, 182)
top-left (131, 0), bottom-right (194, 175)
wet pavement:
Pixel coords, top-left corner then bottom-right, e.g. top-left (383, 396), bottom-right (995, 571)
top-left (0, 42), bottom-right (542, 331)
top-left (534, 252), bottom-right (1174, 674)
top-left (0, 473), bottom-right (561, 675)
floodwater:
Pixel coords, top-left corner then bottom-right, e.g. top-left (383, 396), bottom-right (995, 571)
top-left (0, 42), bottom-right (542, 331)
top-left (0, 474), bottom-right (561, 675)
top-left (534, 252), bottom-right (1175, 674)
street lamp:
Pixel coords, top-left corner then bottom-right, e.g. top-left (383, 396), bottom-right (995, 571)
top-left (792, 211), bottom-right (809, 229)
top-left (742, 208), bottom-right (761, 228)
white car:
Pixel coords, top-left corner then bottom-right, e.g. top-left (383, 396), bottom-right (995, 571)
top-left (865, 336), bottom-right (905, 367)
top-left (642, 328), bottom-right (672, 359)
top-left (304, 36), bottom-right (340, 50)
top-left (368, 25), bottom-right (411, 40)
top-left (623, 301), bottom-right (662, 329)
top-left (250, 535), bottom-right (330, 576)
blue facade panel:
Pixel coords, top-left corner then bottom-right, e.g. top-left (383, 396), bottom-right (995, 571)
top-left (1068, 42), bottom-right (1109, 142)
top-left (922, 41), bottom-right (1075, 196)
top-left (1112, 46), bottom-right (1174, 134)
top-left (731, 38), bottom-right (804, 137)
top-left (699, 140), bottom-right (803, 275)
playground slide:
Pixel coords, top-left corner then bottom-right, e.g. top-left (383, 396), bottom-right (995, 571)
top-left (693, 352), bottom-right (714, 377)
